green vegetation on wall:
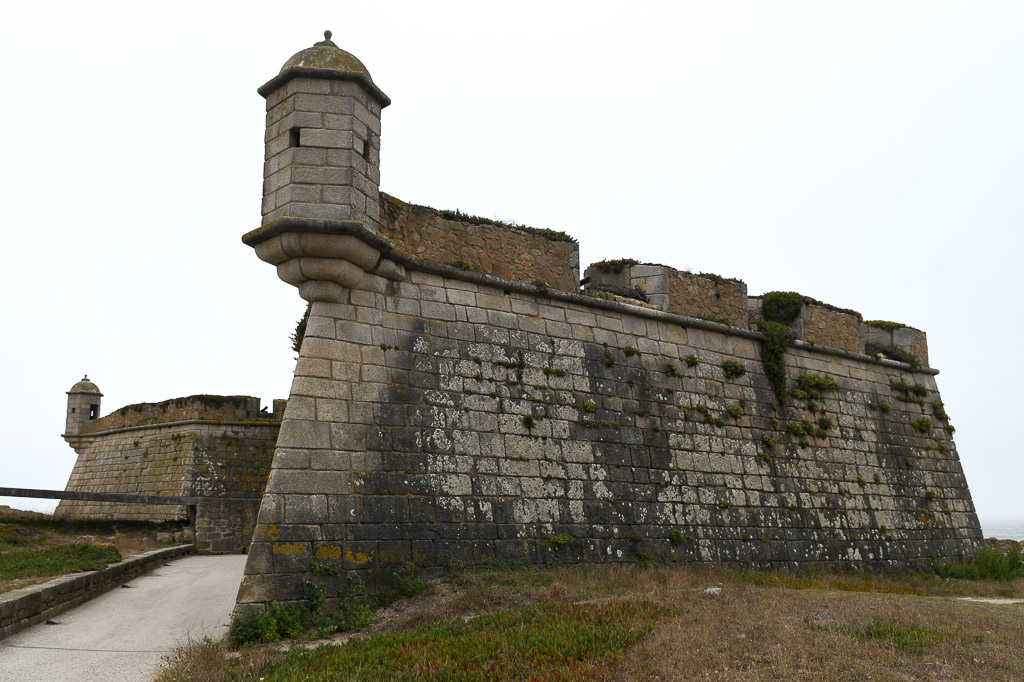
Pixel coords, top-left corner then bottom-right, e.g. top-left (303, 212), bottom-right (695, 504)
top-left (755, 291), bottom-right (810, 406)
top-left (290, 303), bottom-right (311, 355)
top-left (761, 291), bottom-right (806, 326)
top-left (865, 320), bottom-right (906, 331)
top-left (722, 361), bottom-right (747, 379)
top-left (866, 342), bottom-right (920, 368)
top-left (758, 320), bottom-right (791, 406)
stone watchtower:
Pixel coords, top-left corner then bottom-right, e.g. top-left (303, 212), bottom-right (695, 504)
top-left (64, 376), bottom-right (101, 453)
top-left (245, 32), bottom-right (395, 305)
top-left (258, 31), bottom-right (390, 230)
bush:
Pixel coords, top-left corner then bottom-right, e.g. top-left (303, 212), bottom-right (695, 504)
top-left (721, 360), bottom-right (747, 379)
top-left (340, 574), bottom-right (375, 630)
top-left (290, 303), bottom-right (311, 354)
top-left (798, 373), bottom-right (838, 392)
top-left (393, 562), bottom-right (426, 597)
top-left (761, 291), bottom-right (806, 325)
top-left (229, 603), bottom-right (305, 646)
top-left (934, 543), bottom-right (1023, 581)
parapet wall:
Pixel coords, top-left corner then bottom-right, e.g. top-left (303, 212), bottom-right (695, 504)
top-left (584, 261), bottom-right (749, 327)
top-left (380, 193), bottom-right (580, 292)
top-left (80, 395), bottom-right (271, 434)
top-left (237, 222), bottom-right (981, 607)
top-left (58, 396), bottom-right (281, 523)
top-left (586, 261), bottom-right (928, 365)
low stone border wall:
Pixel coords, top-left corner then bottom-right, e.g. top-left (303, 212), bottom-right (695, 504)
top-left (0, 544), bottom-right (194, 640)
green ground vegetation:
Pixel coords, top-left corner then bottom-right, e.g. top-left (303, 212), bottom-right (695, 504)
top-left (0, 511), bottom-right (187, 594)
top-left (159, 542), bottom-right (1024, 681)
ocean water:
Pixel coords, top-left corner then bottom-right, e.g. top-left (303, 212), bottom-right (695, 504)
top-left (979, 519), bottom-right (1024, 541)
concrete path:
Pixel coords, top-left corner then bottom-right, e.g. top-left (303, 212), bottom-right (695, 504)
top-left (0, 554), bottom-right (247, 682)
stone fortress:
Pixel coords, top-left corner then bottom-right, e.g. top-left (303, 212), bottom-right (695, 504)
top-left (59, 377), bottom-right (284, 553)
top-left (231, 32), bottom-right (982, 609)
top-left (57, 32), bottom-right (983, 611)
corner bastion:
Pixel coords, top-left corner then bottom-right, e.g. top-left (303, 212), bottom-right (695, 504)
top-left (234, 34), bottom-right (982, 609)
top-left (59, 391), bottom-right (283, 553)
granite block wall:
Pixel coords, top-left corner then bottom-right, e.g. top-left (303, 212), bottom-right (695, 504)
top-left (584, 261), bottom-right (749, 327)
top-left (665, 270), bottom-right (748, 327)
top-left (800, 303), bottom-right (863, 354)
top-left (236, 256), bottom-right (982, 606)
top-left (195, 498), bottom-right (262, 554)
top-left (862, 323), bottom-right (930, 368)
top-left (261, 77), bottom-right (384, 229)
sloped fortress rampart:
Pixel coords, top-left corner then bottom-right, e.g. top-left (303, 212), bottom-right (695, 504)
top-left (235, 35), bottom-right (982, 607)
top-left (59, 386), bottom-right (282, 553)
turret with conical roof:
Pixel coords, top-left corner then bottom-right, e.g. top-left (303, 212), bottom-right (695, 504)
top-left (65, 375), bottom-right (102, 437)
top-left (259, 31), bottom-right (389, 231)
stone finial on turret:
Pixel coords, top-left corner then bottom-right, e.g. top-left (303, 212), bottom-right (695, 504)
top-left (258, 31), bottom-right (389, 231)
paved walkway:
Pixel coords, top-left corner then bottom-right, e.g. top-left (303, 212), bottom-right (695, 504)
top-left (0, 554), bottom-right (247, 682)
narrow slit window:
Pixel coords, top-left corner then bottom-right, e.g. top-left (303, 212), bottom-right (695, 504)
top-left (361, 137), bottom-right (371, 160)
top-left (89, 404), bottom-right (99, 420)
top-left (288, 127), bottom-right (301, 148)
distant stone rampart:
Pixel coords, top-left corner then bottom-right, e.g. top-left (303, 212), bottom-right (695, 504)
top-left (59, 396), bottom-right (281, 552)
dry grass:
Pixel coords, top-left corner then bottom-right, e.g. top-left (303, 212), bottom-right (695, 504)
top-left (622, 572), bottom-right (1024, 680)
top-left (156, 637), bottom-right (284, 682)
top-left (155, 562), bottom-right (1024, 681)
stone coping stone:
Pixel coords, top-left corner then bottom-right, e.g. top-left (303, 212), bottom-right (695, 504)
top-left (0, 544), bottom-right (194, 641)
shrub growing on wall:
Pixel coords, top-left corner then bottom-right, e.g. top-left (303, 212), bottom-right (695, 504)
top-left (291, 303), bottom-right (311, 355)
top-left (757, 291), bottom-right (807, 406)
top-left (761, 291), bottom-right (806, 325)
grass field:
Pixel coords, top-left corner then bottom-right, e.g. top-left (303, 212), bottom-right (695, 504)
top-left (157, 552), bottom-right (1024, 681)
top-left (0, 510), bottom-right (188, 594)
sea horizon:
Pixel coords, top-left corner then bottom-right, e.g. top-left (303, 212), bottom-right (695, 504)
top-left (979, 518), bottom-right (1024, 542)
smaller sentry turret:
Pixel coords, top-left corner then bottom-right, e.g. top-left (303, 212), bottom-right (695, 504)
top-left (65, 375), bottom-right (102, 437)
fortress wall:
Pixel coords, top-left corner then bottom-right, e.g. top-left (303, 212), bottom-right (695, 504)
top-left (583, 261), bottom-right (749, 327)
top-left (585, 265), bottom-right (928, 364)
top-left (665, 270), bottom-right (747, 326)
top-left (237, 259), bottom-right (981, 606)
top-left (59, 397), bottom-right (280, 522)
top-left (57, 424), bottom-right (196, 521)
top-left (379, 193), bottom-right (579, 291)
top-left (195, 498), bottom-right (263, 554)
top-left (913, 332), bottom-right (929, 368)
top-left (81, 396), bottom-right (264, 434)
top-left (798, 303), bottom-right (863, 354)
top-left (862, 324), bottom-right (930, 368)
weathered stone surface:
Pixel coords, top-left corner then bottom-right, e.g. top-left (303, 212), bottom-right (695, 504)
top-left (58, 396), bottom-right (280, 524)
top-left (58, 396), bottom-right (281, 555)
top-left (238, 38), bottom-right (974, 609)
top-left (379, 194), bottom-right (579, 292)
top-left (238, 253), bottom-right (981, 605)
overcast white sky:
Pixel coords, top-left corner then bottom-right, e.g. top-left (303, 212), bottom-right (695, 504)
top-left (1, 2), bottom-right (1020, 527)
